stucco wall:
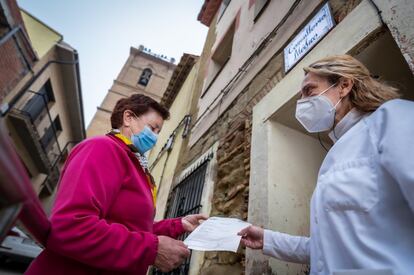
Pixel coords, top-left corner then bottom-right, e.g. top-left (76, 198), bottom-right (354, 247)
top-left (267, 122), bottom-right (326, 274)
top-left (190, 0), bottom-right (326, 146)
top-left (21, 10), bottom-right (62, 58)
top-left (148, 62), bottom-right (200, 219)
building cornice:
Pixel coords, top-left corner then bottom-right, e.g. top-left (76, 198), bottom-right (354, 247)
top-left (161, 53), bottom-right (199, 109)
top-left (198, 0), bottom-right (222, 27)
top-left (130, 46), bottom-right (176, 69)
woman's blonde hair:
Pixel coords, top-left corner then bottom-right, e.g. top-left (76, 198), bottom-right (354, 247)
top-left (304, 55), bottom-right (400, 112)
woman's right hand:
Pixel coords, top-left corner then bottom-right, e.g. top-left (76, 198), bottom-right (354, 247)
top-left (154, 236), bottom-right (190, 272)
top-left (238, 225), bottom-right (264, 249)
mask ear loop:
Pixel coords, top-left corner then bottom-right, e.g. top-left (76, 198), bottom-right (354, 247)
top-left (331, 95), bottom-right (343, 140)
top-left (315, 82), bottom-right (342, 152)
top-left (332, 108), bottom-right (340, 140)
top-left (318, 86), bottom-right (342, 151)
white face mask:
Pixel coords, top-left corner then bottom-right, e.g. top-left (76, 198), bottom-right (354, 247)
top-left (295, 83), bottom-right (341, 133)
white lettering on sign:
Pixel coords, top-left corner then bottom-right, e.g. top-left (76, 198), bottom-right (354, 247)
top-left (284, 3), bottom-right (335, 72)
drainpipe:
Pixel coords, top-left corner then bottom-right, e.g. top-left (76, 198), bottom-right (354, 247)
top-left (73, 51), bottom-right (86, 139)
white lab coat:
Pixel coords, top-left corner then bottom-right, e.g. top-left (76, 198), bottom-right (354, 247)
top-left (263, 99), bottom-right (414, 275)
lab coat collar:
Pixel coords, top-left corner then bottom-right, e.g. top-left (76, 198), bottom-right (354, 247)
top-left (329, 108), bottom-right (365, 143)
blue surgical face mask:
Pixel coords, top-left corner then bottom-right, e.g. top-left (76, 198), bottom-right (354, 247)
top-left (131, 125), bottom-right (158, 154)
top-left (129, 115), bottom-right (158, 154)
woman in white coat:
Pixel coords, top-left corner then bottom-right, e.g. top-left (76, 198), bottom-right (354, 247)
top-left (239, 55), bottom-right (414, 275)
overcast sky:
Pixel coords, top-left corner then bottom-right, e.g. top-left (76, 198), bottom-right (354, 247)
top-left (18, 0), bottom-right (208, 126)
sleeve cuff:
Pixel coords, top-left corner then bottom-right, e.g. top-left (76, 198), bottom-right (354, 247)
top-left (146, 233), bottom-right (159, 266)
top-left (262, 229), bottom-right (275, 256)
top-left (171, 217), bottom-right (186, 237)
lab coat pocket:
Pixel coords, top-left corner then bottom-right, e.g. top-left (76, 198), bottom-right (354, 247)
top-left (321, 157), bottom-right (379, 212)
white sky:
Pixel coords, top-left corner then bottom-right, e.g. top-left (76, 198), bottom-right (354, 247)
top-left (18, 0), bottom-right (208, 126)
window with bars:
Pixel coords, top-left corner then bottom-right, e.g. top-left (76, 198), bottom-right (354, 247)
top-left (152, 159), bottom-right (210, 275)
top-left (23, 80), bottom-right (55, 122)
top-left (40, 115), bottom-right (62, 150)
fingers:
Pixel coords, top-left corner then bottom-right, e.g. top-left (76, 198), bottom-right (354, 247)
top-left (240, 238), bottom-right (260, 250)
top-left (196, 214), bottom-right (208, 220)
top-left (155, 237), bottom-right (191, 272)
top-left (174, 252), bottom-right (189, 270)
top-left (240, 238), bottom-right (252, 248)
top-left (176, 243), bottom-right (190, 264)
top-left (182, 214), bottom-right (209, 232)
top-left (187, 214), bottom-right (208, 222)
top-left (179, 246), bottom-right (190, 258)
top-left (176, 240), bottom-right (188, 249)
top-left (174, 243), bottom-right (190, 269)
top-left (238, 225), bottom-right (251, 236)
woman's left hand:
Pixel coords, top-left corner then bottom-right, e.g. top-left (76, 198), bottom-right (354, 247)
top-left (182, 214), bottom-right (208, 232)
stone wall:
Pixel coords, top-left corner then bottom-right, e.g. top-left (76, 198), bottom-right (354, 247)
top-left (183, 53), bottom-right (284, 275)
top-left (176, 1), bottom-right (363, 274)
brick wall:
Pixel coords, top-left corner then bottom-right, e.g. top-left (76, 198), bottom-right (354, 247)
top-left (0, 39), bottom-right (28, 101)
top-left (0, 0), bottom-right (35, 103)
top-left (183, 53), bottom-right (284, 275)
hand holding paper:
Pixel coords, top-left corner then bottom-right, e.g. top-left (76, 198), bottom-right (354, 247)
top-left (238, 225), bottom-right (264, 249)
top-left (183, 217), bottom-right (251, 252)
top-left (182, 213), bottom-right (208, 232)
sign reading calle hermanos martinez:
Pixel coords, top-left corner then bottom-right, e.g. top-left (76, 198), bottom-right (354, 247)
top-left (284, 3), bottom-right (335, 72)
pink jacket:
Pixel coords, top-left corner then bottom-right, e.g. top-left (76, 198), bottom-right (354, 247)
top-left (26, 135), bottom-right (185, 275)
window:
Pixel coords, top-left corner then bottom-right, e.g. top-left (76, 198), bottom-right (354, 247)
top-left (165, 160), bottom-right (208, 219)
top-left (40, 116), bottom-right (62, 150)
top-left (152, 159), bottom-right (209, 275)
top-left (212, 19), bottom-right (236, 70)
top-left (138, 68), bottom-right (152, 86)
top-left (217, 0), bottom-right (231, 22)
top-left (201, 19), bottom-right (236, 97)
top-left (23, 80), bottom-right (55, 121)
top-left (254, 0), bottom-right (270, 21)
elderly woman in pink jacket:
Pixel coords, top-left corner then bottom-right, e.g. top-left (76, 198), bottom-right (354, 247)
top-left (26, 94), bottom-right (206, 275)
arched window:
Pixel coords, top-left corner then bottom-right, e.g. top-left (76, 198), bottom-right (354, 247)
top-left (138, 68), bottom-right (152, 86)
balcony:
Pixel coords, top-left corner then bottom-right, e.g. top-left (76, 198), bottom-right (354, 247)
top-left (7, 86), bottom-right (66, 196)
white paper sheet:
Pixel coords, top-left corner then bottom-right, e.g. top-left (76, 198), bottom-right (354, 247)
top-left (183, 217), bottom-right (251, 252)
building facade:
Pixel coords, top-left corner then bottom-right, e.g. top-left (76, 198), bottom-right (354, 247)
top-left (0, 2), bottom-right (85, 213)
top-left (148, 53), bottom-right (198, 220)
top-left (147, 53), bottom-right (221, 275)
top-left (161, 0), bottom-right (414, 274)
top-left (87, 46), bottom-right (176, 137)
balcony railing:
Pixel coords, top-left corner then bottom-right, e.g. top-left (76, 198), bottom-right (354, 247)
top-left (8, 89), bottom-right (75, 196)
